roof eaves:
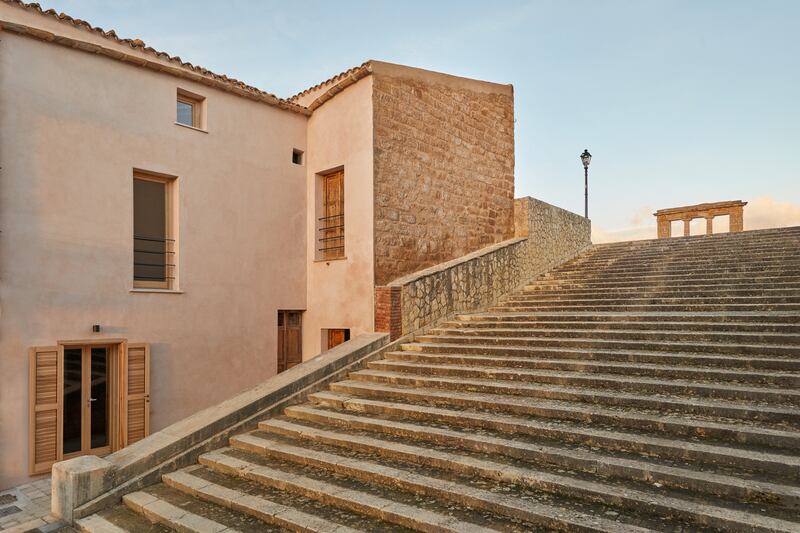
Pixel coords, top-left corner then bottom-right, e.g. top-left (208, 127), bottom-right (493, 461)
top-left (1, 0), bottom-right (310, 115)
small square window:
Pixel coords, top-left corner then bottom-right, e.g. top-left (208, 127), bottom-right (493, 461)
top-left (292, 149), bottom-right (304, 165)
top-left (176, 89), bottom-right (205, 129)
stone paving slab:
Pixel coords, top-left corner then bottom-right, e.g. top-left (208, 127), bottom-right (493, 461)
top-left (0, 477), bottom-right (58, 532)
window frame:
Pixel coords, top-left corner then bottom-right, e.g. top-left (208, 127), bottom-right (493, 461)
top-left (176, 88), bottom-right (205, 130)
top-left (133, 171), bottom-right (177, 290)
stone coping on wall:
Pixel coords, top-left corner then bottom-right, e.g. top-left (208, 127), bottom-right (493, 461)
top-left (51, 333), bottom-right (392, 524)
top-left (386, 237), bottom-right (527, 287)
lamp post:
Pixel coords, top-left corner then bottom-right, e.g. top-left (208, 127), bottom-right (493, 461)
top-left (580, 149), bottom-right (592, 219)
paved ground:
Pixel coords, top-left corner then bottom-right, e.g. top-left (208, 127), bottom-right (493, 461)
top-left (0, 477), bottom-right (64, 532)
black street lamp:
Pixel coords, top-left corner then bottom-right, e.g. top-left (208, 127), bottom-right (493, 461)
top-left (580, 149), bottom-right (592, 219)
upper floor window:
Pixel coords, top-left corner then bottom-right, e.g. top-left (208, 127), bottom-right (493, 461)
top-left (176, 89), bottom-right (205, 129)
top-left (317, 170), bottom-right (344, 260)
top-left (134, 172), bottom-right (176, 289)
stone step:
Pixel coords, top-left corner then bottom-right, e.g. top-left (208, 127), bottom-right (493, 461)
top-left (384, 351), bottom-right (800, 385)
top-left (573, 243), bottom-right (800, 261)
top-left (227, 434), bottom-right (649, 533)
top-left (197, 449), bottom-right (516, 532)
top-left (328, 380), bottom-right (800, 450)
top-left (582, 240), bottom-right (800, 260)
top-left (497, 295), bottom-right (800, 306)
top-left (76, 505), bottom-right (172, 533)
top-left (541, 266), bottom-right (800, 282)
top-left (489, 302), bottom-right (800, 312)
top-left (524, 276), bottom-right (800, 291)
top-left (161, 466), bottom-right (379, 532)
top-left (510, 287), bottom-right (800, 301)
top-left (403, 340), bottom-right (800, 367)
top-left (533, 270), bottom-right (800, 286)
top-left (551, 260), bottom-right (800, 278)
top-left (348, 369), bottom-right (800, 425)
top-left (369, 360), bottom-right (800, 405)
top-left (122, 485), bottom-right (282, 532)
top-left (268, 410), bottom-right (800, 530)
top-left (442, 319), bottom-right (800, 334)
top-left (572, 250), bottom-right (800, 269)
top-left (413, 334), bottom-right (800, 358)
top-left (309, 390), bottom-right (800, 478)
top-left (456, 311), bottom-right (800, 325)
top-left (431, 325), bottom-right (800, 345)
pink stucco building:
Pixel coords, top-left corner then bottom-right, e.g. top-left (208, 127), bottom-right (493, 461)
top-left (0, 1), bottom-right (516, 488)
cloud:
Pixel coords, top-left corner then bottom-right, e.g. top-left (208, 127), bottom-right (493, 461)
top-left (744, 196), bottom-right (800, 230)
top-left (592, 196), bottom-right (800, 244)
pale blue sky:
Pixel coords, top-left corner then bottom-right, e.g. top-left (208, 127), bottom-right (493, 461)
top-left (40, 0), bottom-right (800, 236)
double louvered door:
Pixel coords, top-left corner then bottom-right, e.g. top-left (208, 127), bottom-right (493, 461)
top-left (28, 341), bottom-right (150, 474)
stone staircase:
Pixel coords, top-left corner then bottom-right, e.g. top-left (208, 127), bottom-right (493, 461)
top-left (77, 227), bottom-right (800, 532)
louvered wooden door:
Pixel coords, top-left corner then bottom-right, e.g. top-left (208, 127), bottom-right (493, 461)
top-left (123, 343), bottom-right (150, 446)
top-left (28, 346), bottom-right (62, 474)
top-left (28, 341), bottom-right (150, 473)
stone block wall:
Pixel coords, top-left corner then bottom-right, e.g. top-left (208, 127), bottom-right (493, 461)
top-left (371, 64), bottom-right (515, 286)
top-left (375, 197), bottom-right (591, 338)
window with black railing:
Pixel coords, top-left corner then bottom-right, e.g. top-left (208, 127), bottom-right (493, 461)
top-left (133, 173), bottom-right (175, 289)
top-left (318, 213), bottom-right (344, 259)
top-left (318, 170), bottom-right (344, 260)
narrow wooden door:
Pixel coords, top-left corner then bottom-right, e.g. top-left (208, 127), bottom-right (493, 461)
top-left (277, 310), bottom-right (302, 373)
top-left (321, 171), bottom-right (344, 260)
top-left (327, 328), bottom-right (350, 350)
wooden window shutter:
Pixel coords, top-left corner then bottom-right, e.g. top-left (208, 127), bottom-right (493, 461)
top-left (28, 346), bottom-right (62, 474)
top-left (122, 343), bottom-right (150, 447)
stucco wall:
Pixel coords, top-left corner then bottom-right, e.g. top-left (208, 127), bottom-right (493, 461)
top-left (302, 76), bottom-right (375, 358)
top-left (371, 62), bottom-right (515, 285)
top-left (379, 197), bottom-right (591, 336)
top-left (0, 31), bottom-right (307, 488)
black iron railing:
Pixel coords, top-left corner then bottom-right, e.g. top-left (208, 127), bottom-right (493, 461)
top-left (133, 235), bottom-right (175, 281)
top-left (318, 214), bottom-right (344, 256)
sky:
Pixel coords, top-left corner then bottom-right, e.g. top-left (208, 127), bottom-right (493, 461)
top-left (39, 0), bottom-right (800, 241)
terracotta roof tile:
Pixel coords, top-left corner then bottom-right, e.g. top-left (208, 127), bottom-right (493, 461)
top-left (1, 0), bottom-right (308, 114)
top-left (289, 61), bottom-right (372, 102)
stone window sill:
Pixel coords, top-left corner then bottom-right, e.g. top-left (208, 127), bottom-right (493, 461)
top-left (314, 256), bottom-right (348, 264)
top-left (174, 122), bottom-right (208, 134)
top-left (129, 288), bottom-right (184, 294)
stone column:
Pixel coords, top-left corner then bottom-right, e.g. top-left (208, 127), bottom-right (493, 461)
top-left (730, 206), bottom-right (744, 232)
top-left (683, 218), bottom-right (691, 237)
top-left (656, 216), bottom-right (671, 239)
top-left (706, 216), bottom-right (713, 235)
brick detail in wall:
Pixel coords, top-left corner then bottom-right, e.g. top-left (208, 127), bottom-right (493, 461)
top-left (374, 285), bottom-right (402, 340)
top-left (372, 74), bottom-right (516, 286)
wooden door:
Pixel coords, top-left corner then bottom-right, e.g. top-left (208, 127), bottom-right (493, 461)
top-left (123, 343), bottom-right (150, 447)
top-left (321, 171), bottom-right (344, 260)
top-left (277, 310), bottom-right (302, 373)
top-left (327, 328), bottom-right (350, 350)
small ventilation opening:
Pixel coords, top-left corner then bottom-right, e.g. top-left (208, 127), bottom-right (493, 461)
top-left (292, 149), bottom-right (304, 165)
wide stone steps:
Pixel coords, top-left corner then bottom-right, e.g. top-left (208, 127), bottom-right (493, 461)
top-left (348, 369), bottom-right (800, 426)
top-left (524, 276), bottom-right (800, 291)
top-left (84, 228), bottom-right (800, 532)
top-left (263, 408), bottom-right (800, 531)
top-left (363, 362), bottom-right (800, 406)
top-left (549, 259), bottom-right (800, 278)
top-left (309, 391), bottom-right (800, 478)
top-left (456, 311), bottom-right (800, 325)
top-left (430, 325), bottom-right (800, 344)
top-left (440, 314), bottom-right (800, 332)
top-left (384, 351), bottom-right (800, 383)
top-left (327, 380), bottom-right (800, 450)
top-left (405, 337), bottom-right (800, 363)
top-left (489, 301), bottom-right (800, 312)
